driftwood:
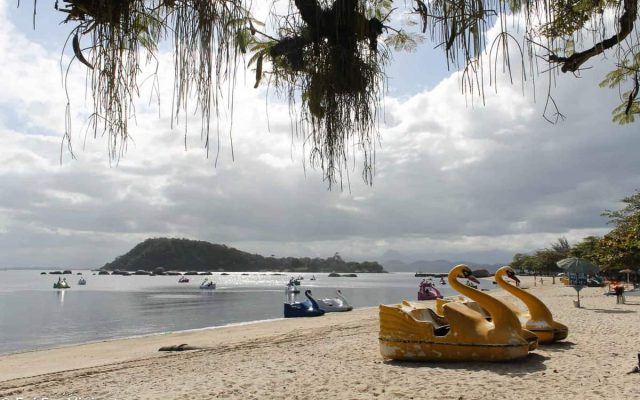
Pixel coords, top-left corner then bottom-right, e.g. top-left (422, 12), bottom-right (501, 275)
top-left (158, 344), bottom-right (203, 352)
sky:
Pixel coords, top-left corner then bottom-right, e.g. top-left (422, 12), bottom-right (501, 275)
top-left (1, 1), bottom-right (638, 269)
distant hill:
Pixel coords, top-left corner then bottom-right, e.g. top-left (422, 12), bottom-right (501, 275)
top-left (102, 238), bottom-right (386, 273)
top-left (381, 259), bottom-right (501, 274)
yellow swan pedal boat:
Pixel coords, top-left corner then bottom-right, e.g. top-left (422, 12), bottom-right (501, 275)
top-left (379, 265), bottom-right (538, 362)
top-left (435, 296), bottom-right (491, 319)
top-left (434, 267), bottom-right (568, 344)
top-left (493, 266), bottom-right (568, 343)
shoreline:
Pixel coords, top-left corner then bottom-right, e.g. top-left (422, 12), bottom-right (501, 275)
top-left (0, 306), bottom-right (379, 383)
top-left (0, 317), bottom-right (284, 358)
top-left (2, 277), bottom-right (639, 399)
top-left (0, 305), bottom-right (378, 358)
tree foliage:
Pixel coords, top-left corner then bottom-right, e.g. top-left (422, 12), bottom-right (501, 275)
top-left (510, 237), bottom-right (568, 274)
top-left (510, 191), bottom-right (640, 274)
top-left (597, 191), bottom-right (640, 270)
top-left (569, 235), bottom-right (602, 262)
top-left (24, 0), bottom-right (640, 184)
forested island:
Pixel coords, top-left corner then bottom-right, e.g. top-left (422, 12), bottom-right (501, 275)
top-left (101, 238), bottom-right (386, 273)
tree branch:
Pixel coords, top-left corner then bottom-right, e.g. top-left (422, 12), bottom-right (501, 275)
top-left (549, 0), bottom-right (638, 73)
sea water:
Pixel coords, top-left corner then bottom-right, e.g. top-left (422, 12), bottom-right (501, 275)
top-left (0, 269), bottom-right (491, 354)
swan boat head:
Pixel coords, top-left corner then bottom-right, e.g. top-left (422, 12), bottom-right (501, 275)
top-left (503, 268), bottom-right (520, 285)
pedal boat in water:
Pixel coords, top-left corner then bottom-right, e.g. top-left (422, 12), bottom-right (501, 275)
top-left (316, 290), bottom-right (353, 312)
top-left (417, 280), bottom-right (443, 300)
top-left (199, 278), bottom-right (216, 290)
top-left (53, 280), bottom-right (71, 289)
top-left (284, 290), bottom-right (325, 318)
top-left (285, 280), bottom-right (300, 294)
top-left (379, 264), bottom-right (538, 362)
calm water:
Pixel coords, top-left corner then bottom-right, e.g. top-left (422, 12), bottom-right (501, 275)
top-left (0, 270), bottom-right (491, 354)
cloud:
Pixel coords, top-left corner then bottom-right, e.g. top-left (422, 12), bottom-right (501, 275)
top-left (0, 2), bottom-right (639, 268)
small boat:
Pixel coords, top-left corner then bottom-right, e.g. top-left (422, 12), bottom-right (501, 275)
top-left (178, 276), bottom-right (189, 283)
top-left (200, 278), bottom-right (216, 290)
top-left (316, 290), bottom-right (353, 312)
top-left (78, 277), bottom-right (87, 285)
top-left (285, 279), bottom-right (300, 294)
top-left (310, 275), bottom-right (316, 281)
top-left (289, 277), bottom-right (301, 285)
top-left (53, 278), bottom-right (71, 289)
top-left (417, 280), bottom-right (443, 300)
top-left (284, 290), bottom-right (325, 318)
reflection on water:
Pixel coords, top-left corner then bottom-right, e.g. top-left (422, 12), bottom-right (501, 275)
top-left (0, 270), bottom-right (492, 354)
top-left (56, 289), bottom-right (66, 305)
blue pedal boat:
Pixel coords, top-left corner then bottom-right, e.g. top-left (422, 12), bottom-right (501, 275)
top-left (284, 290), bottom-right (325, 318)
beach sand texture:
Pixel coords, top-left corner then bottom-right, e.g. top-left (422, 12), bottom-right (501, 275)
top-left (1, 277), bottom-right (639, 399)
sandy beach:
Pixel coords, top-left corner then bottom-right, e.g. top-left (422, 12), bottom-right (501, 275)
top-left (1, 276), bottom-right (639, 399)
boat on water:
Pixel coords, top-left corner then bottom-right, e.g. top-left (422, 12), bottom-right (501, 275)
top-left (78, 277), bottom-right (87, 285)
top-left (284, 290), bottom-right (325, 318)
top-left (310, 275), bottom-right (316, 281)
top-left (417, 280), bottom-right (443, 300)
top-left (200, 278), bottom-right (216, 290)
top-left (285, 279), bottom-right (300, 294)
top-left (316, 290), bottom-right (353, 312)
top-left (53, 278), bottom-right (71, 289)
top-left (178, 276), bottom-right (189, 283)
top-left (289, 277), bottom-right (301, 285)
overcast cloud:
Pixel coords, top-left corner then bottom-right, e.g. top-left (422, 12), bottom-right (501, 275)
top-left (0, 1), bottom-right (638, 268)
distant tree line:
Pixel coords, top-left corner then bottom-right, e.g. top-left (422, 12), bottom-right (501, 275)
top-left (102, 238), bottom-right (386, 273)
top-left (510, 191), bottom-right (640, 275)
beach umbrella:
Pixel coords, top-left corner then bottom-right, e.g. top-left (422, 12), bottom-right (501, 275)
top-left (556, 257), bottom-right (600, 275)
top-left (619, 268), bottom-right (636, 284)
top-left (556, 257), bottom-right (599, 308)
